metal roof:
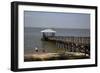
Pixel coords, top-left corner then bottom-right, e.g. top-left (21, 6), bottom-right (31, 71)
top-left (41, 29), bottom-right (56, 33)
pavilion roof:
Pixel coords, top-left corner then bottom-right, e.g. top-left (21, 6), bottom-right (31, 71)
top-left (41, 29), bottom-right (56, 33)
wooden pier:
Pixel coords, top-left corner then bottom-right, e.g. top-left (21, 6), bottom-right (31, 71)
top-left (42, 36), bottom-right (90, 55)
top-left (47, 36), bottom-right (90, 44)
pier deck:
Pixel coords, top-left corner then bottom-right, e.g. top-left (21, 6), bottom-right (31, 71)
top-left (46, 36), bottom-right (90, 44)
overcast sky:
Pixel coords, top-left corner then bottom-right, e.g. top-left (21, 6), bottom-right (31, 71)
top-left (24, 11), bottom-right (90, 29)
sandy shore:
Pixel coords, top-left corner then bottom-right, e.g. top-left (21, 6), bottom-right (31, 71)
top-left (24, 52), bottom-right (89, 62)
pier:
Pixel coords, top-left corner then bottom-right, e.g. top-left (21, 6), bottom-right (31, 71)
top-left (41, 29), bottom-right (90, 56)
top-left (41, 36), bottom-right (90, 55)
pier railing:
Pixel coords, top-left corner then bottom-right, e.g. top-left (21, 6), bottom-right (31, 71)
top-left (48, 36), bottom-right (90, 44)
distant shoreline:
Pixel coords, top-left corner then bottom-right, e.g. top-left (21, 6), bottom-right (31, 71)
top-left (24, 27), bottom-right (90, 30)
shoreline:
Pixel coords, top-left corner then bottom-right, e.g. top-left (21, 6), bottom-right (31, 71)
top-left (24, 52), bottom-right (90, 62)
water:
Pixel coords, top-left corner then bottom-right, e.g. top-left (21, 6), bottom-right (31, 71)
top-left (24, 27), bottom-right (90, 54)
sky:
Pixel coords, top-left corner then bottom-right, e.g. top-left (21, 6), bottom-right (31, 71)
top-left (24, 11), bottom-right (90, 29)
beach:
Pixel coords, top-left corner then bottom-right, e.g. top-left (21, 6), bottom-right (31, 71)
top-left (24, 52), bottom-right (89, 61)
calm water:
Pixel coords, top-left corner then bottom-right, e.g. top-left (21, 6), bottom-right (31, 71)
top-left (24, 27), bottom-right (90, 54)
